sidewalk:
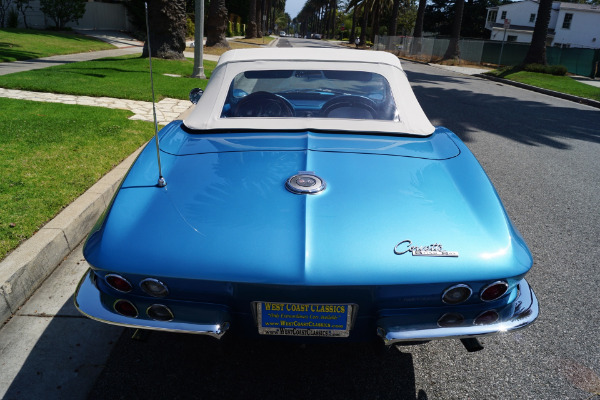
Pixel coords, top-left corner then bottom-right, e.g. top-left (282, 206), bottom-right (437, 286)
top-left (0, 88), bottom-right (191, 125)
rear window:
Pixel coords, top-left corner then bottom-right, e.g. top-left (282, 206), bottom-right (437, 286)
top-left (220, 69), bottom-right (398, 121)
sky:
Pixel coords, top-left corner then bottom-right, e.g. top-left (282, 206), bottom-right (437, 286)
top-left (285, 0), bottom-right (305, 19)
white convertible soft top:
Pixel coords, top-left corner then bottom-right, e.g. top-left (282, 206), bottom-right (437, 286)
top-left (184, 48), bottom-right (435, 136)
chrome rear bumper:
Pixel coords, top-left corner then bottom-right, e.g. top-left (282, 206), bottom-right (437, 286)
top-left (74, 269), bottom-right (230, 339)
top-left (376, 279), bottom-right (538, 345)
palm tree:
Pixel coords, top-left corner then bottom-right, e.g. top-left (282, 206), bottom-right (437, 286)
top-left (411, 0), bottom-right (426, 54)
top-left (143, 0), bottom-right (186, 59)
top-left (523, 0), bottom-right (553, 65)
top-left (389, 0), bottom-right (400, 36)
top-left (206, 0), bottom-right (230, 47)
top-left (246, 0), bottom-right (257, 38)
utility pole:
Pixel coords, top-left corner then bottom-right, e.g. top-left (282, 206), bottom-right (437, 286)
top-left (192, 0), bottom-right (206, 78)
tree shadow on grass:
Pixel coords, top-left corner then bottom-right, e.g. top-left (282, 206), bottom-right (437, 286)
top-left (405, 67), bottom-right (600, 150)
top-left (0, 29), bottom-right (109, 62)
top-left (0, 42), bottom-right (43, 62)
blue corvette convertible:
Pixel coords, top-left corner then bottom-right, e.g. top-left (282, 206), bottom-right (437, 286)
top-left (74, 48), bottom-right (538, 348)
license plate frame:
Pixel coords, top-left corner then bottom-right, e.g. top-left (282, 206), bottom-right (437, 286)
top-left (256, 302), bottom-right (354, 338)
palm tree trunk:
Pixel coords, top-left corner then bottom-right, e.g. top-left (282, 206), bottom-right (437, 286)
top-left (256, 0), bottom-right (263, 38)
top-left (349, 6), bottom-right (357, 44)
top-left (142, 0), bottom-right (186, 60)
top-left (360, 6), bottom-right (368, 46)
top-left (371, 0), bottom-right (380, 43)
top-left (412, 0), bottom-right (427, 54)
top-left (246, 0), bottom-right (257, 38)
top-left (206, 0), bottom-right (230, 47)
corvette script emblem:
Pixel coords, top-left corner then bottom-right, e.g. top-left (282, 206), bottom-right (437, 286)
top-left (394, 240), bottom-right (459, 257)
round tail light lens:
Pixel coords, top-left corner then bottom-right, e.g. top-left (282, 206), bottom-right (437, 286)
top-left (105, 274), bottom-right (133, 293)
top-left (474, 310), bottom-right (499, 325)
top-left (114, 300), bottom-right (138, 318)
top-left (442, 284), bottom-right (472, 304)
top-left (147, 304), bottom-right (174, 321)
top-left (437, 313), bottom-right (465, 327)
top-left (480, 281), bottom-right (509, 302)
top-left (140, 278), bottom-right (169, 297)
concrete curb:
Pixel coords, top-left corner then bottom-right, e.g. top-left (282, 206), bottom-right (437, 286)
top-left (475, 73), bottom-right (600, 109)
top-left (0, 147), bottom-right (144, 325)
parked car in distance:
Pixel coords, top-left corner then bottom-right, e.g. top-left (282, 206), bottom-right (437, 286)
top-left (280, 31), bottom-right (286, 37)
top-left (312, 33), bottom-right (321, 39)
top-left (74, 48), bottom-right (538, 350)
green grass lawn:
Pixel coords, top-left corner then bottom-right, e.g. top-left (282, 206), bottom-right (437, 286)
top-left (0, 54), bottom-right (217, 101)
top-left (0, 28), bottom-right (115, 62)
top-left (486, 69), bottom-right (600, 102)
top-left (0, 98), bottom-right (155, 260)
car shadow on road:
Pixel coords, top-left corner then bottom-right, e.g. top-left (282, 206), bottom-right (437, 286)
top-left (406, 69), bottom-right (600, 150)
top-left (2, 300), bottom-right (122, 400)
top-left (87, 328), bottom-right (427, 400)
top-left (2, 296), bottom-right (428, 400)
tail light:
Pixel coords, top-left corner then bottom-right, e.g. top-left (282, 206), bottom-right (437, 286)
top-left (437, 312), bottom-right (465, 327)
top-left (480, 281), bottom-right (509, 302)
top-left (105, 274), bottom-right (133, 293)
top-left (474, 310), bottom-right (499, 325)
top-left (114, 300), bottom-right (138, 318)
top-left (147, 304), bottom-right (174, 321)
top-left (442, 284), bottom-right (472, 304)
top-left (140, 278), bottom-right (169, 298)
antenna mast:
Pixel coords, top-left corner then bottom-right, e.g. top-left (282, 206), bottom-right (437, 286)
top-left (144, 2), bottom-right (166, 188)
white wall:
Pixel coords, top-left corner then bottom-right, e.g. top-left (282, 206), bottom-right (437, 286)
top-left (553, 9), bottom-right (600, 48)
top-left (10, 0), bottom-right (129, 31)
top-left (494, 0), bottom-right (540, 26)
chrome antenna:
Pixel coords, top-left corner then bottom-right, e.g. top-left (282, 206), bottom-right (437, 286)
top-left (144, 2), bottom-right (166, 187)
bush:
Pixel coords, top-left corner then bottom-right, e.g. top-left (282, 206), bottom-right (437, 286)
top-left (186, 14), bottom-right (195, 37)
top-left (523, 63), bottom-right (568, 76)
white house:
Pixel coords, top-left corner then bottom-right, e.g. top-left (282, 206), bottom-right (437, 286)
top-left (485, 1), bottom-right (600, 49)
top-left (553, 2), bottom-right (600, 48)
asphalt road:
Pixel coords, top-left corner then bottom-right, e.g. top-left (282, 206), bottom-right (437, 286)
top-left (3, 44), bottom-right (599, 399)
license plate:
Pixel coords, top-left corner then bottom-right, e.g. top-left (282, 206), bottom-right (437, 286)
top-left (256, 302), bottom-right (353, 337)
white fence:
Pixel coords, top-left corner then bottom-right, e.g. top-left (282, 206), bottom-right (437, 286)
top-left (7, 1), bottom-right (130, 31)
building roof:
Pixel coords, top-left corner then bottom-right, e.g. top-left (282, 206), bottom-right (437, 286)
top-left (558, 2), bottom-right (600, 13)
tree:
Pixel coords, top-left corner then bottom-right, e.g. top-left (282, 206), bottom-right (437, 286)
top-left (389, 0), bottom-right (400, 36)
top-left (142, 0), bottom-right (186, 60)
top-left (442, 0), bottom-right (465, 61)
top-left (246, 0), bottom-right (257, 38)
top-left (522, 0), bottom-right (553, 65)
top-left (0, 0), bottom-right (11, 27)
top-left (40, 0), bottom-right (86, 30)
top-left (206, 0), bottom-right (230, 47)
top-left (15, 0), bottom-right (32, 29)
top-left (413, 0), bottom-right (426, 37)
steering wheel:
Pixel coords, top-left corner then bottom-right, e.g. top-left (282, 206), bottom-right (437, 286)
top-left (320, 95), bottom-right (378, 119)
top-left (232, 91), bottom-right (295, 118)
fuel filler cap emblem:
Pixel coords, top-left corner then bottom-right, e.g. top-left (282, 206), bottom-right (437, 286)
top-left (286, 171), bottom-right (326, 195)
